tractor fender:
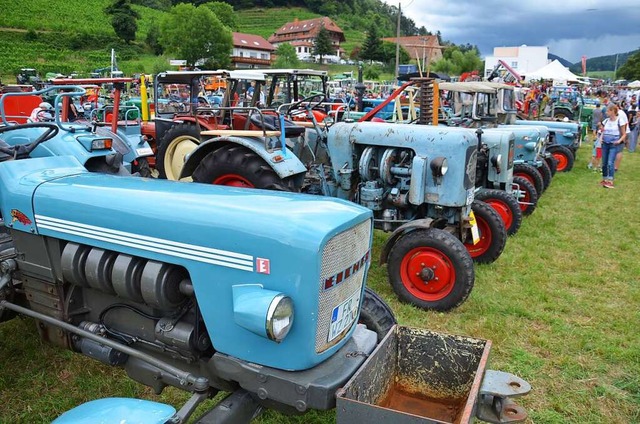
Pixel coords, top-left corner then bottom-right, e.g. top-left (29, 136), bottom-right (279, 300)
top-left (179, 135), bottom-right (307, 180)
top-left (380, 218), bottom-right (435, 264)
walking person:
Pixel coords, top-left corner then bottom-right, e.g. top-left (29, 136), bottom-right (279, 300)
top-left (601, 104), bottom-right (626, 188)
top-left (629, 111), bottom-right (639, 153)
top-left (614, 103), bottom-right (630, 171)
top-left (591, 101), bottom-right (604, 140)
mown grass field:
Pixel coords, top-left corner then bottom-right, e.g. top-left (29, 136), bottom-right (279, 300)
top-left (0, 139), bottom-right (638, 423)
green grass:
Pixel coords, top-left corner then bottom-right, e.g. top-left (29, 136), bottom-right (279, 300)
top-left (1, 140), bottom-right (639, 423)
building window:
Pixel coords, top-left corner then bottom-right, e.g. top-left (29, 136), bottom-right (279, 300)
top-left (511, 61), bottom-right (518, 68)
top-left (261, 53), bottom-right (268, 59)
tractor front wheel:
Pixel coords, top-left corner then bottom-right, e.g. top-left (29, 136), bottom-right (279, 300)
top-left (464, 199), bottom-right (507, 264)
top-left (548, 145), bottom-right (575, 172)
top-left (474, 189), bottom-right (523, 236)
top-left (538, 159), bottom-right (552, 192)
top-left (545, 154), bottom-right (558, 177)
top-left (514, 163), bottom-right (544, 196)
top-left (157, 123), bottom-right (200, 180)
top-left (387, 228), bottom-right (474, 312)
top-left (513, 175), bottom-right (538, 216)
top-left (358, 287), bottom-right (397, 342)
top-left (192, 144), bottom-right (297, 191)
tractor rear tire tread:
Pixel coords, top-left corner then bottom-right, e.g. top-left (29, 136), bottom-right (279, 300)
top-left (192, 144), bottom-right (297, 191)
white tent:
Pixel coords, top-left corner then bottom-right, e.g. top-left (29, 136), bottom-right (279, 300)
top-left (628, 80), bottom-right (640, 88)
top-left (524, 60), bottom-right (582, 83)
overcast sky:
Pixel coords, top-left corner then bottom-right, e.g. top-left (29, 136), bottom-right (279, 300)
top-left (384, 0), bottom-right (640, 63)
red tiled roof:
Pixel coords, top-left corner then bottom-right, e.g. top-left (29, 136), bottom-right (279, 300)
top-left (233, 32), bottom-right (275, 52)
top-left (269, 17), bottom-right (345, 43)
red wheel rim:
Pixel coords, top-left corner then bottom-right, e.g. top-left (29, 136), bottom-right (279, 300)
top-left (399, 247), bottom-right (456, 301)
top-left (483, 199), bottom-right (513, 230)
top-left (465, 213), bottom-right (492, 258)
top-left (552, 152), bottom-right (568, 171)
top-left (212, 174), bottom-right (255, 188)
top-left (514, 171), bottom-right (535, 188)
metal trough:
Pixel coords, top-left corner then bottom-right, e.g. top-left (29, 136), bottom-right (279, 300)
top-left (336, 326), bottom-right (530, 424)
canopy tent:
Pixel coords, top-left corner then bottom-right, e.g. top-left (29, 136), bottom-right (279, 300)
top-left (628, 80), bottom-right (640, 88)
top-left (524, 60), bottom-right (582, 83)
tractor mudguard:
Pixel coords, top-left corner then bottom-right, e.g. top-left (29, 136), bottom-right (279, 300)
top-left (179, 135), bottom-right (307, 180)
top-left (379, 218), bottom-right (435, 264)
top-left (3, 155), bottom-right (373, 371)
top-left (52, 398), bottom-right (176, 424)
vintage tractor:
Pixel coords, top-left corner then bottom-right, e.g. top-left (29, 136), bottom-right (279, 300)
top-left (142, 70), bottom-right (273, 180)
top-left (487, 84), bottom-right (576, 173)
top-left (0, 124), bottom-right (530, 423)
top-left (0, 84), bottom-right (153, 176)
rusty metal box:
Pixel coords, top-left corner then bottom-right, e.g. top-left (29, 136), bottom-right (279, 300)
top-left (336, 325), bottom-right (492, 424)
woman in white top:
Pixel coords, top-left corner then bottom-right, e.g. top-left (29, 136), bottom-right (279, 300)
top-left (600, 104), bottom-right (626, 188)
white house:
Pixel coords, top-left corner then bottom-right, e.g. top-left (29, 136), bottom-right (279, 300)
top-left (484, 45), bottom-right (549, 79)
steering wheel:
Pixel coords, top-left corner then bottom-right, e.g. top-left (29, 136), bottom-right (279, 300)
top-left (0, 123), bottom-right (59, 160)
top-left (167, 100), bottom-right (186, 113)
top-left (287, 94), bottom-right (326, 116)
top-left (36, 110), bottom-right (55, 122)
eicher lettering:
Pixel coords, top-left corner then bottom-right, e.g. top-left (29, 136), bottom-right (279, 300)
top-left (324, 250), bottom-right (370, 290)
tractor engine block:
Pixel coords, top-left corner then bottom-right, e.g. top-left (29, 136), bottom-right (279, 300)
top-left (357, 145), bottom-right (414, 230)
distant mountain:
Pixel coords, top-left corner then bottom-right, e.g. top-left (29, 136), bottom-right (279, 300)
top-left (569, 50), bottom-right (638, 73)
top-left (548, 53), bottom-right (573, 68)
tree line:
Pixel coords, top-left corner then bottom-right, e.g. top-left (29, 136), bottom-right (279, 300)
top-left (107, 0), bottom-right (483, 76)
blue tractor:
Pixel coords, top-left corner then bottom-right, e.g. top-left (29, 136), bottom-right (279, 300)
top-left (0, 123), bottom-right (530, 423)
top-left (0, 83), bottom-right (154, 176)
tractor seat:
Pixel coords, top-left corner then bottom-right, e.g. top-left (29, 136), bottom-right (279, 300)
top-left (249, 114), bottom-right (306, 138)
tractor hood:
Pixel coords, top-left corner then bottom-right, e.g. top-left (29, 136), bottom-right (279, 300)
top-left (0, 156), bottom-right (374, 370)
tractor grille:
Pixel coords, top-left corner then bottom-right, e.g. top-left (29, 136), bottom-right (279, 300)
top-left (316, 219), bottom-right (372, 353)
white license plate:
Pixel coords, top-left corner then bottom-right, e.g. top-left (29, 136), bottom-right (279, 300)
top-left (136, 147), bottom-right (154, 156)
top-left (327, 289), bottom-right (361, 342)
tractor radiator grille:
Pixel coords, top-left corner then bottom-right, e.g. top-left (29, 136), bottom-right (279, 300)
top-left (316, 219), bottom-right (371, 353)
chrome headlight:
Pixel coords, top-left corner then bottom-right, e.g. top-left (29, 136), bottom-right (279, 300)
top-left (430, 157), bottom-right (448, 177)
top-left (233, 285), bottom-right (294, 343)
top-left (266, 294), bottom-right (294, 342)
top-left (491, 154), bottom-right (503, 168)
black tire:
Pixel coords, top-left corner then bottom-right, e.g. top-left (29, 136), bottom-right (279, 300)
top-left (464, 199), bottom-right (507, 264)
top-left (358, 287), bottom-right (397, 342)
top-left (156, 122), bottom-right (200, 180)
top-left (513, 163), bottom-right (544, 196)
top-left (192, 144), bottom-right (298, 191)
top-left (547, 145), bottom-right (575, 172)
top-left (474, 189), bottom-right (523, 236)
top-left (513, 175), bottom-right (538, 216)
top-left (538, 159), bottom-right (552, 192)
top-left (553, 108), bottom-right (573, 121)
top-left (387, 228), bottom-right (474, 312)
top-left (544, 154), bottom-right (558, 177)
